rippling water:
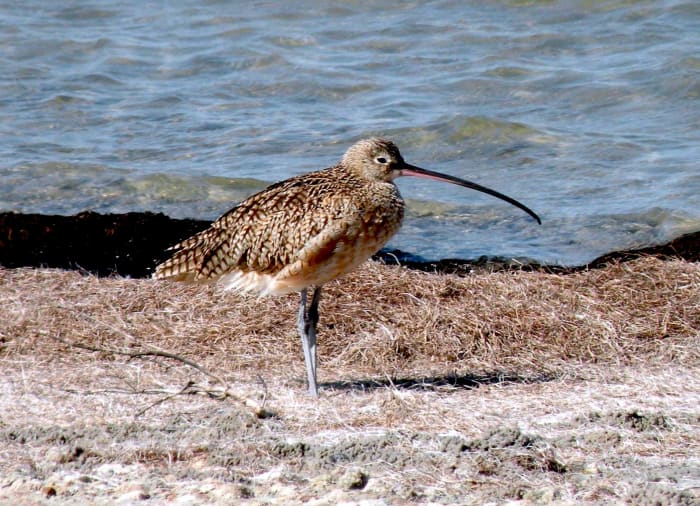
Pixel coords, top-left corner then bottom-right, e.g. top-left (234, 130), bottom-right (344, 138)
top-left (1, 0), bottom-right (699, 265)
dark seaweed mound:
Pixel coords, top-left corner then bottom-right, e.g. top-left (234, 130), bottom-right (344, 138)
top-left (0, 211), bottom-right (698, 278)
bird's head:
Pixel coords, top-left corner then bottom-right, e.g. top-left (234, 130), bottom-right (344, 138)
top-left (342, 137), bottom-right (406, 182)
top-left (342, 137), bottom-right (542, 224)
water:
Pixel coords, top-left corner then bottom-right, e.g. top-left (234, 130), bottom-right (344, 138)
top-left (1, 0), bottom-right (699, 266)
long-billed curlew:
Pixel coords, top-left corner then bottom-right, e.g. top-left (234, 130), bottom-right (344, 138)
top-left (154, 138), bottom-right (541, 396)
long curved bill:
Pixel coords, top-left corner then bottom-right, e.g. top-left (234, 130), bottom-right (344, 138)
top-left (400, 164), bottom-right (542, 225)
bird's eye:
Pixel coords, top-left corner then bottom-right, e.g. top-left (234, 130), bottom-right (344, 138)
top-left (375, 156), bottom-right (388, 164)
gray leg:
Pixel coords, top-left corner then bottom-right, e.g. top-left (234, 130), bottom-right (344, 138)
top-left (307, 286), bottom-right (322, 382)
top-left (297, 287), bottom-right (321, 397)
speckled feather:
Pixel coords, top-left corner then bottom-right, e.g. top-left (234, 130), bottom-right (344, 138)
top-left (154, 139), bottom-right (406, 295)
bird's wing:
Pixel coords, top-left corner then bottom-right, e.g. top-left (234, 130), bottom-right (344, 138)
top-left (154, 170), bottom-right (365, 284)
top-left (220, 216), bottom-right (355, 296)
top-left (153, 223), bottom-right (236, 281)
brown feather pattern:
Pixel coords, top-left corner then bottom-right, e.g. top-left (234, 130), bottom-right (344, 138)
top-left (154, 140), bottom-right (406, 295)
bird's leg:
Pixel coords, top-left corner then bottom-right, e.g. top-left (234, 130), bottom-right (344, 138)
top-left (297, 288), bottom-right (319, 397)
top-left (307, 286), bottom-right (322, 381)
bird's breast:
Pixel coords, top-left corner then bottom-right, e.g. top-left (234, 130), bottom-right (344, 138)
top-left (315, 183), bottom-right (405, 277)
top-left (256, 182), bottom-right (405, 295)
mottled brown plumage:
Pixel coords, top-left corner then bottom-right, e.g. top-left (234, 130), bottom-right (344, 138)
top-left (155, 138), bottom-right (406, 295)
top-left (154, 138), bottom-right (540, 396)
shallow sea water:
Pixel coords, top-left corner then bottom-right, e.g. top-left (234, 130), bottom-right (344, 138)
top-left (1, 0), bottom-right (699, 265)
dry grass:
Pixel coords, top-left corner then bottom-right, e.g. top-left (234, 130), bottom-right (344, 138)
top-left (4, 256), bottom-right (698, 378)
top-left (1, 257), bottom-right (699, 504)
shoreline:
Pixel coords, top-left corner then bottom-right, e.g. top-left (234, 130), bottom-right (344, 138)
top-left (1, 210), bottom-right (699, 277)
top-left (1, 256), bottom-right (698, 504)
top-left (1, 212), bottom-right (698, 504)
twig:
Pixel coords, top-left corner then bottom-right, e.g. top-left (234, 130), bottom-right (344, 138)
top-left (255, 374), bottom-right (269, 411)
top-left (52, 334), bottom-right (227, 387)
top-left (50, 333), bottom-right (268, 417)
top-left (50, 303), bottom-right (273, 418)
top-left (53, 305), bottom-right (230, 385)
top-left (134, 380), bottom-right (197, 418)
top-left (61, 384), bottom-right (236, 399)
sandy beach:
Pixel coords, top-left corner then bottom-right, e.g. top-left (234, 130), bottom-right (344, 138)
top-left (1, 256), bottom-right (698, 505)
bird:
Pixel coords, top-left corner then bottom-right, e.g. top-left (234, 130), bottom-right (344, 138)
top-left (153, 138), bottom-right (541, 397)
